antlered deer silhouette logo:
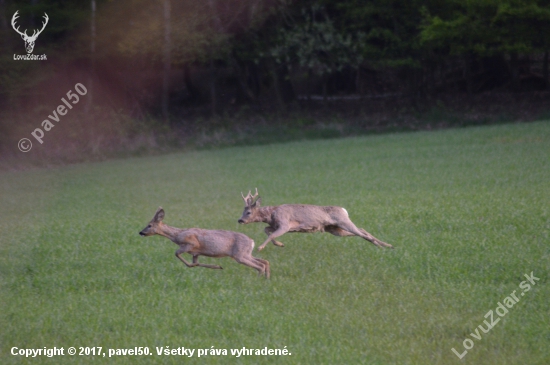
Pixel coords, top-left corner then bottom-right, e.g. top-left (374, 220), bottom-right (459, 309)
top-left (11, 10), bottom-right (49, 54)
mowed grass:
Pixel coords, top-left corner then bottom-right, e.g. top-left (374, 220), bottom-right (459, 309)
top-left (1, 121), bottom-right (549, 364)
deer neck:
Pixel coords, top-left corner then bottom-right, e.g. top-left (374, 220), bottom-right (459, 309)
top-left (257, 206), bottom-right (277, 225)
top-left (157, 224), bottom-right (184, 243)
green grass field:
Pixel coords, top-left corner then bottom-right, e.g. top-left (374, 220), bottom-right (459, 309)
top-left (1, 121), bottom-right (549, 364)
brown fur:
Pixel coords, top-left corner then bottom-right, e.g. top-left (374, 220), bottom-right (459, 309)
top-left (238, 189), bottom-right (393, 251)
top-left (140, 207), bottom-right (269, 278)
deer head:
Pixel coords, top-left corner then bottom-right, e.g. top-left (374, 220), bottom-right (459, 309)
top-left (238, 188), bottom-right (262, 224)
top-left (139, 207), bottom-right (165, 236)
top-left (11, 11), bottom-right (49, 54)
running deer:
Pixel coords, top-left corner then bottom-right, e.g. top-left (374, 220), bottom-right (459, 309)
top-left (238, 189), bottom-right (393, 251)
top-left (140, 207), bottom-right (270, 278)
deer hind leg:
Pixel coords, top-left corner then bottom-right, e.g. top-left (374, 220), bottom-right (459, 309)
top-left (234, 256), bottom-right (268, 278)
top-left (252, 257), bottom-right (270, 279)
top-left (265, 226), bottom-right (285, 247)
top-left (358, 228), bottom-right (393, 248)
top-left (335, 220), bottom-right (394, 248)
top-left (325, 225), bottom-right (356, 237)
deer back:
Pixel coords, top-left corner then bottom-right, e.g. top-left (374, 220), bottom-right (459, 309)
top-left (179, 228), bottom-right (254, 258)
top-left (272, 204), bottom-right (348, 232)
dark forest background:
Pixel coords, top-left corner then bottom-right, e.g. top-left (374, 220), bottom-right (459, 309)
top-left (1, 0), bottom-right (550, 165)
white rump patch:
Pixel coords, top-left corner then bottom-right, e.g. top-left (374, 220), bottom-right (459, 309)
top-left (342, 207), bottom-right (349, 216)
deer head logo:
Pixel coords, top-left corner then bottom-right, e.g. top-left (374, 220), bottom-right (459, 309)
top-left (11, 10), bottom-right (49, 54)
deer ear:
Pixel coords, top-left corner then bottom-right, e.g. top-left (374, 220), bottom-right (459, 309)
top-left (154, 207), bottom-right (165, 222)
top-left (252, 197), bottom-right (261, 207)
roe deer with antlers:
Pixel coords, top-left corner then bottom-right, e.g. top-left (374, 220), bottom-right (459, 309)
top-left (140, 207), bottom-right (270, 278)
top-left (238, 189), bottom-right (393, 251)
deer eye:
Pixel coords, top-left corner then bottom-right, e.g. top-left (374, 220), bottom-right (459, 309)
top-left (246, 212), bottom-right (251, 215)
top-left (147, 225), bottom-right (151, 228)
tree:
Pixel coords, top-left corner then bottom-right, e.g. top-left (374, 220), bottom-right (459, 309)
top-left (85, 0), bottom-right (96, 112)
top-left (420, 0), bottom-right (550, 92)
top-left (161, 0), bottom-right (170, 120)
top-left (270, 4), bottom-right (365, 99)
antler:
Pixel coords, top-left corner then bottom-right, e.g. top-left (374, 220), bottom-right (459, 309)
top-left (11, 11), bottom-right (27, 37)
top-left (241, 188), bottom-right (259, 205)
top-left (11, 11), bottom-right (48, 40)
top-left (251, 187), bottom-right (259, 201)
top-left (32, 13), bottom-right (49, 39)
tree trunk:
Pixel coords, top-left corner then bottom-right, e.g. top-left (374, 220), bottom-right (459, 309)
top-left (270, 59), bottom-right (283, 108)
top-left (0, 0), bottom-right (8, 49)
top-left (210, 59), bottom-right (217, 115)
top-left (509, 52), bottom-right (520, 92)
top-left (270, 60), bottom-right (295, 109)
top-left (322, 75), bottom-right (327, 101)
top-left (464, 54), bottom-right (473, 95)
top-left (543, 51), bottom-right (549, 90)
top-left (408, 67), bottom-right (421, 109)
top-left (356, 68), bottom-right (362, 96)
top-left (85, 0), bottom-right (96, 113)
top-left (161, 0), bottom-right (171, 121)
top-left (30, 0), bottom-right (38, 27)
top-left (207, 0), bottom-right (223, 115)
top-left (307, 68), bottom-right (312, 102)
top-left (230, 55), bottom-right (258, 101)
top-left (183, 64), bottom-right (199, 101)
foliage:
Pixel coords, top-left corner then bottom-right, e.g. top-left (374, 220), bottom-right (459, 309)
top-left (0, 0), bottom-right (549, 118)
top-left (270, 5), bottom-right (366, 75)
top-left (330, 0), bottom-right (435, 68)
top-left (420, 0), bottom-right (550, 56)
top-left (110, 0), bottom-right (228, 64)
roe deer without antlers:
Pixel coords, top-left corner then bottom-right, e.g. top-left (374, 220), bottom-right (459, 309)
top-left (140, 207), bottom-right (270, 278)
top-left (238, 189), bottom-right (393, 251)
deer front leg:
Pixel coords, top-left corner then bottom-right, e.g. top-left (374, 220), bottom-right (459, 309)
top-left (265, 226), bottom-right (285, 247)
top-left (175, 249), bottom-right (223, 269)
top-left (175, 250), bottom-right (198, 267)
top-left (192, 254), bottom-right (223, 269)
top-left (258, 225), bottom-right (289, 251)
